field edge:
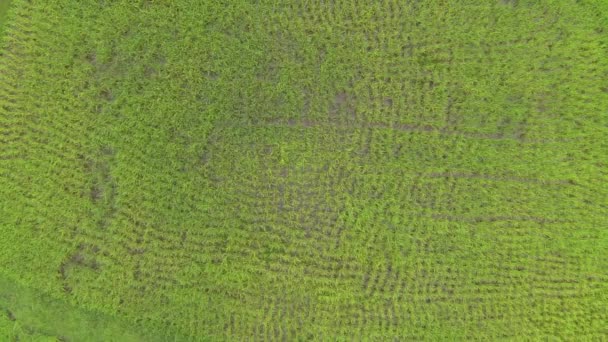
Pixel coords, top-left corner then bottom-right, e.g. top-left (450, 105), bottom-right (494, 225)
top-left (0, 272), bottom-right (189, 341)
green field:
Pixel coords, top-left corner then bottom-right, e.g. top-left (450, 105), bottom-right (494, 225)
top-left (1, 0), bottom-right (607, 340)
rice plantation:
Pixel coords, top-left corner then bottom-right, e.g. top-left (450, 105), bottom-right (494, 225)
top-left (1, 0), bottom-right (607, 340)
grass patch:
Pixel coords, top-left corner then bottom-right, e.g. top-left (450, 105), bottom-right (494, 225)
top-left (0, 0), bottom-right (12, 36)
top-left (0, 273), bottom-right (185, 341)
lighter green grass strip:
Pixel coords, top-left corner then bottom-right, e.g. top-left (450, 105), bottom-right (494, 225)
top-left (0, 0), bottom-right (11, 37)
top-left (0, 273), bottom-right (187, 342)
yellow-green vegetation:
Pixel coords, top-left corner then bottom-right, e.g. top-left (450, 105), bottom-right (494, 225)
top-left (0, 0), bottom-right (13, 36)
top-left (1, 0), bottom-right (607, 340)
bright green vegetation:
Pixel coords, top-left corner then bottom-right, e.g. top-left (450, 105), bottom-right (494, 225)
top-left (1, 0), bottom-right (607, 340)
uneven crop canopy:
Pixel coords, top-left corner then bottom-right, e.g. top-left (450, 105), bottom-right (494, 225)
top-left (0, 0), bottom-right (607, 340)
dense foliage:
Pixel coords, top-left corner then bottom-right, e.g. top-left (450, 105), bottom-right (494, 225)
top-left (1, 0), bottom-right (607, 340)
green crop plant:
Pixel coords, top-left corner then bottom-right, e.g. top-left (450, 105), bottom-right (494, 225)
top-left (1, 0), bottom-right (607, 340)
